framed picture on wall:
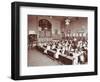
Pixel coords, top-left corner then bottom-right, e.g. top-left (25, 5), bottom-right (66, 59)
top-left (11, 1), bottom-right (98, 80)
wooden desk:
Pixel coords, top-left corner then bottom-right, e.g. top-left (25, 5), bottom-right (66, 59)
top-left (36, 46), bottom-right (73, 65)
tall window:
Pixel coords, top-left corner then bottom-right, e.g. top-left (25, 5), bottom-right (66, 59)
top-left (39, 19), bottom-right (52, 37)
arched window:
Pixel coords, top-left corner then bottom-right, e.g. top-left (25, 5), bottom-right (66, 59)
top-left (39, 19), bottom-right (52, 31)
top-left (39, 19), bottom-right (52, 37)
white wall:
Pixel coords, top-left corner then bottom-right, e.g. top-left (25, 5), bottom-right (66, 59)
top-left (0, 0), bottom-right (99, 82)
top-left (28, 15), bottom-right (38, 33)
top-left (67, 18), bottom-right (88, 33)
top-left (28, 15), bottom-right (62, 39)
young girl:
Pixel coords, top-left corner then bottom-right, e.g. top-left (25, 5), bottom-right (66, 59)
top-left (54, 47), bottom-right (61, 59)
top-left (44, 44), bottom-right (51, 54)
top-left (72, 49), bottom-right (80, 65)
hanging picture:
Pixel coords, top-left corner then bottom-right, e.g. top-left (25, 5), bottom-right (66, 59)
top-left (11, 2), bottom-right (98, 80)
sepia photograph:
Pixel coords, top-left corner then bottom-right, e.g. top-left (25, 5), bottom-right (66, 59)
top-left (11, 2), bottom-right (97, 80)
top-left (28, 15), bottom-right (88, 66)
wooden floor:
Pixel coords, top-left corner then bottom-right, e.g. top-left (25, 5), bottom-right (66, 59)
top-left (28, 48), bottom-right (62, 66)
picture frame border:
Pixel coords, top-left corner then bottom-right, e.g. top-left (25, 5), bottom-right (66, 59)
top-left (11, 1), bottom-right (98, 80)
